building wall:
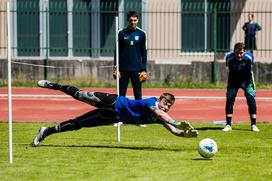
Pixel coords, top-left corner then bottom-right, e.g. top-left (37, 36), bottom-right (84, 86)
top-left (230, 0), bottom-right (272, 62)
top-left (147, 0), bottom-right (272, 62)
top-left (147, 0), bottom-right (181, 60)
top-left (0, 0), bottom-right (271, 63)
top-left (0, 0), bottom-right (7, 59)
top-left (1, 59), bottom-right (272, 84)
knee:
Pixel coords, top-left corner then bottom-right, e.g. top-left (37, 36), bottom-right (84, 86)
top-left (226, 96), bottom-right (235, 106)
top-left (78, 91), bottom-right (100, 104)
top-left (245, 94), bottom-right (256, 114)
top-left (245, 94), bottom-right (256, 104)
top-left (226, 98), bottom-right (234, 105)
top-left (245, 86), bottom-right (256, 97)
top-left (78, 91), bottom-right (90, 100)
top-left (226, 89), bottom-right (237, 102)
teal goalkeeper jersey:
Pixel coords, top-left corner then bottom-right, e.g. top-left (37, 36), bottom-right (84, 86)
top-left (114, 96), bottom-right (159, 124)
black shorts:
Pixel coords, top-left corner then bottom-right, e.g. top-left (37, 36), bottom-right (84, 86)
top-left (245, 36), bottom-right (257, 50)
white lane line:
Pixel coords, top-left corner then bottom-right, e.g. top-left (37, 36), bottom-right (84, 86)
top-left (0, 94), bottom-right (272, 100)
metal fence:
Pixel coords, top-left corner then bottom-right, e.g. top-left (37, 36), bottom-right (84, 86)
top-left (0, 0), bottom-right (272, 62)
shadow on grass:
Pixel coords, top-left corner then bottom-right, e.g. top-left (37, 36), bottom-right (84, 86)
top-left (229, 128), bottom-right (253, 132)
top-left (195, 127), bottom-right (223, 130)
top-left (196, 126), bottom-right (253, 132)
top-left (36, 144), bottom-right (183, 152)
top-left (192, 158), bottom-right (214, 161)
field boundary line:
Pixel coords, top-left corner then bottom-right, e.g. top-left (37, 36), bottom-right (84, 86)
top-left (1, 94), bottom-right (272, 100)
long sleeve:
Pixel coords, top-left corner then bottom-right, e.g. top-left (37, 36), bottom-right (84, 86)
top-left (140, 31), bottom-right (147, 71)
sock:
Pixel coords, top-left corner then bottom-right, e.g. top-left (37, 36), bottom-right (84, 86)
top-left (226, 116), bottom-right (232, 126)
top-left (52, 83), bottom-right (61, 90)
top-left (251, 118), bottom-right (256, 125)
top-left (43, 126), bottom-right (58, 137)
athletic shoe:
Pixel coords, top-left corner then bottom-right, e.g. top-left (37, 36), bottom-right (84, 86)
top-left (251, 125), bottom-right (260, 132)
top-left (222, 125), bottom-right (232, 132)
top-left (32, 127), bottom-right (47, 147)
top-left (137, 124), bottom-right (147, 127)
top-left (37, 80), bottom-right (55, 89)
top-left (183, 129), bottom-right (198, 138)
top-left (176, 121), bottom-right (194, 131)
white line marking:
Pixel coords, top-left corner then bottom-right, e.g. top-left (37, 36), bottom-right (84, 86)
top-left (0, 94), bottom-right (272, 100)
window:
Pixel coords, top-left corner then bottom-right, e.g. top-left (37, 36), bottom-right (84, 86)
top-left (100, 0), bottom-right (118, 57)
top-left (100, 0), bottom-right (143, 56)
top-left (181, 0), bottom-right (230, 53)
top-left (49, 0), bottom-right (68, 56)
top-left (17, 0), bottom-right (40, 56)
top-left (73, 0), bottom-right (92, 56)
top-left (15, 0), bottom-right (144, 57)
top-left (124, 0), bottom-right (142, 28)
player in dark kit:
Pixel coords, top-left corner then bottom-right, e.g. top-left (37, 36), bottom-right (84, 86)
top-left (32, 80), bottom-right (198, 147)
top-left (242, 13), bottom-right (262, 54)
top-left (222, 42), bottom-right (260, 132)
top-left (113, 11), bottom-right (148, 127)
top-left (114, 11), bottom-right (147, 100)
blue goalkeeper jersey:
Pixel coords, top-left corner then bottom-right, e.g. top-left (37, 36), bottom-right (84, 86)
top-left (114, 96), bottom-right (160, 124)
top-left (226, 51), bottom-right (254, 86)
top-left (116, 27), bottom-right (147, 72)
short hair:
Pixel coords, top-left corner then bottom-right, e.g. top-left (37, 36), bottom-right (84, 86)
top-left (234, 42), bottom-right (245, 51)
top-left (159, 93), bottom-right (175, 104)
top-left (127, 11), bottom-right (139, 20)
top-left (249, 13), bottom-right (254, 18)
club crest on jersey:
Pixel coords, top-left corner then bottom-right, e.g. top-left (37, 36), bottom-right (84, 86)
top-left (135, 36), bottom-right (139, 40)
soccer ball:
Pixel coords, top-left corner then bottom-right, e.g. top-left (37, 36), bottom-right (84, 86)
top-left (198, 138), bottom-right (218, 158)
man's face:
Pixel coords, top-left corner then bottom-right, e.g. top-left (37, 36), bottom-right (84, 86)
top-left (128, 16), bottom-right (138, 30)
top-left (234, 48), bottom-right (245, 61)
top-left (248, 14), bottom-right (253, 21)
top-left (158, 98), bottom-right (174, 112)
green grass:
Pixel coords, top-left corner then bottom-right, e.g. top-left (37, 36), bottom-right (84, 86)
top-left (1, 122), bottom-right (272, 181)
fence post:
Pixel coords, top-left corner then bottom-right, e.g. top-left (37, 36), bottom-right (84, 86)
top-left (44, 1), bottom-right (49, 80)
top-left (212, 8), bottom-right (217, 83)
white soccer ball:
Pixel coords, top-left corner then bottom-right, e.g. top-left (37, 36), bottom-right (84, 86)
top-left (198, 138), bottom-right (218, 158)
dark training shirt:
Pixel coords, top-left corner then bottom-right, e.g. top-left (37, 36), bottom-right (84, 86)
top-left (226, 51), bottom-right (254, 85)
top-left (242, 22), bottom-right (261, 37)
top-left (117, 27), bottom-right (147, 72)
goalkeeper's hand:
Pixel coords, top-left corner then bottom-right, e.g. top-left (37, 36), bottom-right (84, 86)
top-left (174, 120), bottom-right (194, 131)
top-left (112, 68), bottom-right (121, 79)
top-left (139, 71), bottom-right (148, 82)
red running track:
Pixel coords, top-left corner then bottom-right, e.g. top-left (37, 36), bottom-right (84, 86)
top-left (0, 88), bottom-right (272, 123)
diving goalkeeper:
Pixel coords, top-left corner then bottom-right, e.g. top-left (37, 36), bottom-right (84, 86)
top-left (32, 80), bottom-right (198, 147)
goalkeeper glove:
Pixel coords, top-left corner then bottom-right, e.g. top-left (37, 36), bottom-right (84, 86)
top-left (139, 71), bottom-right (148, 82)
top-left (173, 120), bottom-right (194, 131)
top-left (112, 68), bottom-right (121, 79)
top-left (179, 129), bottom-right (198, 138)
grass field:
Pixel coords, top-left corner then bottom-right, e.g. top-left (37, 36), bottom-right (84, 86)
top-left (0, 122), bottom-right (272, 181)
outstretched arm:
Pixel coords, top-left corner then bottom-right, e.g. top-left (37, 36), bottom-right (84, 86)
top-left (150, 106), bottom-right (178, 126)
top-left (150, 107), bottom-right (197, 137)
top-left (150, 107), bottom-right (193, 129)
top-left (163, 122), bottom-right (198, 137)
top-left (164, 122), bottom-right (183, 136)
